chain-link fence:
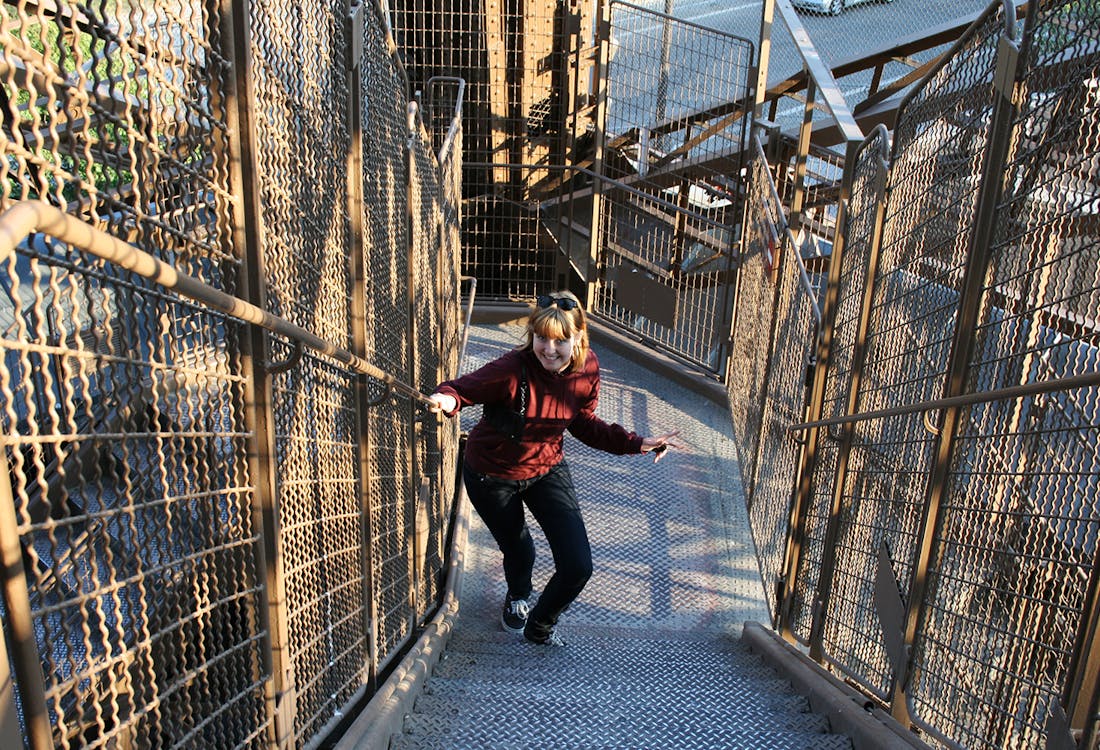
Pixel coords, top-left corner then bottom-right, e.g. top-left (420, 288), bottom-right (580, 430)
top-left (731, 0), bottom-right (1100, 747)
top-left (0, 1), bottom-right (464, 748)
top-left (586, 1), bottom-right (753, 372)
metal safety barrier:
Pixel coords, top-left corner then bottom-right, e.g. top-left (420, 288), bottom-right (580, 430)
top-left (730, 0), bottom-right (1100, 748)
top-left (0, 2), bottom-right (465, 748)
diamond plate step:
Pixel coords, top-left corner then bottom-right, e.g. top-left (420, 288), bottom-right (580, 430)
top-left (392, 722), bottom-right (852, 750)
top-left (410, 690), bottom-right (830, 733)
top-left (390, 626), bottom-right (852, 750)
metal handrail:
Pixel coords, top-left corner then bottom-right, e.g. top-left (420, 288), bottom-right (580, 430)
top-left (465, 161), bottom-right (735, 234)
top-left (0, 200), bottom-right (435, 405)
top-left (750, 129), bottom-right (824, 326)
top-left (788, 369), bottom-right (1100, 434)
top-left (427, 76), bottom-right (467, 164)
top-left (458, 276), bottom-right (477, 374)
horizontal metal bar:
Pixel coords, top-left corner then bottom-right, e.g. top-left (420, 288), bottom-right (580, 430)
top-left (464, 162), bottom-right (734, 233)
top-left (0, 201), bottom-right (433, 405)
top-left (611, 0), bottom-right (755, 43)
top-left (789, 369), bottom-right (1100, 434)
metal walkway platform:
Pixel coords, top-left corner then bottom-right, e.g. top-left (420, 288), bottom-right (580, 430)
top-left (345, 322), bottom-right (856, 749)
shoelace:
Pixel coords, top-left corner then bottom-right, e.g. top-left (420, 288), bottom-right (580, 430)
top-left (541, 629), bottom-right (565, 646)
top-left (509, 599), bottom-right (530, 618)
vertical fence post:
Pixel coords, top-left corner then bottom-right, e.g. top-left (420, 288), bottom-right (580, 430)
top-left (888, 20), bottom-right (1023, 725)
top-left (753, 0), bottom-right (775, 121)
top-left (585, 0), bottom-right (612, 305)
top-left (0, 455), bottom-right (52, 750)
top-left (787, 73), bottom-right (815, 239)
top-left (0, 606), bottom-right (24, 745)
top-left (406, 103), bottom-right (424, 623)
top-left (346, 0), bottom-right (380, 696)
top-left (225, 0), bottom-right (292, 745)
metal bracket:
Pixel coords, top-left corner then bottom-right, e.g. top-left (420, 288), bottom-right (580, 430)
top-left (923, 409), bottom-right (942, 436)
top-left (348, 2), bottom-right (364, 69)
top-left (364, 382), bottom-right (393, 408)
top-left (265, 339), bottom-right (303, 375)
top-left (1044, 698), bottom-right (1077, 750)
top-left (874, 542), bottom-right (909, 683)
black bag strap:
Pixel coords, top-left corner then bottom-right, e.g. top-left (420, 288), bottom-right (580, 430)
top-left (482, 363), bottom-right (527, 442)
top-left (517, 363), bottom-right (527, 417)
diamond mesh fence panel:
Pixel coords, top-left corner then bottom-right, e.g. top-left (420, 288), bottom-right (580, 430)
top-left (725, 141), bottom-right (777, 458)
top-left (727, 128), bottom-right (827, 624)
top-left (734, 1), bottom-right (1099, 745)
top-left (1, 1), bottom-right (466, 748)
top-left (808, 1), bottom-right (1012, 702)
top-left (410, 109), bottom-right (450, 623)
top-left (244, 0), bottom-right (369, 739)
top-left (426, 76), bottom-right (465, 570)
top-left (0, 2), bottom-right (267, 747)
top-left (726, 132), bottom-right (785, 619)
top-left (906, 1), bottom-right (1100, 747)
top-left (788, 126), bottom-right (891, 644)
top-left (249, 0), bottom-right (354, 350)
top-left (360, 10), bottom-right (418, 667)
top-left (270, 348), bottom-right (367, 741)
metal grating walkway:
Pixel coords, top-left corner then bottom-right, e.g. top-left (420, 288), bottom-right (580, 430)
top-left (385, 322), bottom-right (854, 749)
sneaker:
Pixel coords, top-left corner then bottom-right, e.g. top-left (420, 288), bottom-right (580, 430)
top-left (500, 594), bottom-right (530, 634)
top-left (523, 624), bottom-right (565, 646)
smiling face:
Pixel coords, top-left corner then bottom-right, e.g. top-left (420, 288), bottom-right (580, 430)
top-left (532, 331), bottom-right (577, 372)
top-left (524, 291), bottom-right (589, 374)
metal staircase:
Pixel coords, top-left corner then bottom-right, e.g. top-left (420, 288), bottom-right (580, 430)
top-left (379, 323), bottom-right (855, 749)
top-left (393, 629), bottom-right (852, 749)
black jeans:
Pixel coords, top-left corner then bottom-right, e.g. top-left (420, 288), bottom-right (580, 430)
top-left (463, 460), bottom-right (592, 632)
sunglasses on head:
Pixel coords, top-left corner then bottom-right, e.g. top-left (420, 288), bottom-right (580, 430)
top-left (536, 294), bottom-right (579, 311)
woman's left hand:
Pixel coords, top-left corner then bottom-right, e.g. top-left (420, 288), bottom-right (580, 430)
top-left (641, 430), bottom-right (685, 463)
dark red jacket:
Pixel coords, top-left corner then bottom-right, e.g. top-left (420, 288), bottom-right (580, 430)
top-left (434, 348), bottom-right (644, 479)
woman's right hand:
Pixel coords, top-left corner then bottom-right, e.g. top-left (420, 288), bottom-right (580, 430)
top-left (426, 393), bottom-right (458, 414)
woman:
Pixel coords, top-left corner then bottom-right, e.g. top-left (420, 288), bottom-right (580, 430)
top-left (427, 291), bottom-right (682, 646)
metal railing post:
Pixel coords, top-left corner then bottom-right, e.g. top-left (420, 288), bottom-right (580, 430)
top-left (888, 14), bottom-right (1023, 725)
top-left (406, 103), bottom-right (424, 623)
top-left (347, 0), bottom-right (381, 697)
top-left (585, 0), bottom-right (612, 305)
top-left (226, 0), bottom-right (287, 745)
top-left (0, 453), bottom-right (52, 750)
top-left (754, 0), bottom-right (775, 121)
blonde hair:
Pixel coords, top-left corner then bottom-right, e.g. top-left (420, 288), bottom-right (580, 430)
top-left (522, 291), bottom-right (589, 373)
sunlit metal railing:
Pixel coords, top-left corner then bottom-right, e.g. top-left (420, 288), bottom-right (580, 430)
top-left (0, 2), bottom-right (466, 748)
top-left (730, 1), bottom-right (1100, 748)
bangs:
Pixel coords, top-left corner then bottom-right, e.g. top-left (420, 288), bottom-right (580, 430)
top-left (531, 310), bottom-right (575, 340)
